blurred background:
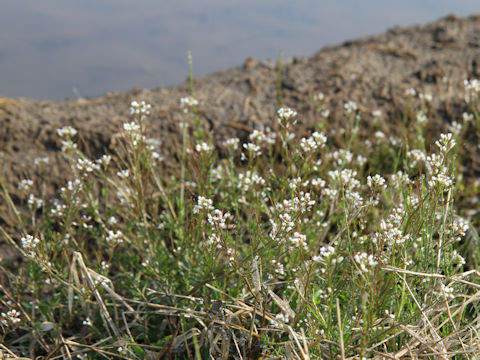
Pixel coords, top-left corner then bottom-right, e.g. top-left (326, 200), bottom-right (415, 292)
top-left (0, 0), bottom-right (478, 100)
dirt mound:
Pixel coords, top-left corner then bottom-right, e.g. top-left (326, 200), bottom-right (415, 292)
top-left (1, 14), bottom-right (480, 200)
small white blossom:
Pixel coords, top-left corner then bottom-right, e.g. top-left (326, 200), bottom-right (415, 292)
top-left (354, 252), bottom-right (378, 273)
top-left (34, 157), bottom-right (50, 166)
top-left (18, 179), bottom-right (34, 192)
top-left (195, 142), bottom-right (214, 153)
top-left (130, 100), bottom-right (151, 116)
top-left (435, 133), bottom-right (456, 153)
top-left (405, 88), bottom-right (416, 97)
top-left (222, 138), bottom-right (240, 151)
top-left (180, 96), bottom-right (198, 113)
top-left (106, 230), bottom-right (123, 245)
top-left (1, 309), bottom-right (21, 326)
top-left (367, 174), bottom-right (386, 189)
top-left (277, 107), bottom-right (297, 128)
top-left (419, 93), bottom-right (433, 103)
top-left (416, 111), bottom-right (428, 125)
top-left (21, 234), bottom-right (40, 258)
top-left (344, 101), bottom-right (358, 115)
top-left (57, 126), bottom-right (77, 138)
top-left (193, 196), bottom-right (214, 214)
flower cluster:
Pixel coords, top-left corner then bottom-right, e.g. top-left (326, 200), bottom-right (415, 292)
top-left (193, 196), bottom-right (214, 214)
top-left (20, 234), bottom-right (40, 258)
top-left (249, 128), bottom-right (276, 147)
top-left (407, 149), bottom-right (426, 168)
top-left (57, 126), bottom-right (78, 138)
top-left (433, 282), bottom-right (455, 300)
top-left (435, 133), bottom-right (455, 154)
top-left (277, 107), bottom-right (297, 124)
top-left (367, 174), bottom-right (386, 190)
top-left (130, 100), bottom-right (151, 116)
top-left (18, 179), bottom-right (33, 193)
top-left (270, 312), bottom-right (290, 328)
top-left (207, 209), bottom-right (232, 230)
top-left (180, 96), bottom-right (198, 113)
top-left (416, 111), bottom-right (428, 125)
top-left (222, 138), bottom-right (240, 151)
top-left (242, 143), bottom-right (262, 158)
top-left (299, 132), bottom-right (327, 153)
top-left (76, 158), bottom-right (100, 176)
top-left (195, 142), bottom-right (214, 153)
top-left (34, 156), bottom-right (50, 166)
top-left (353, 252), bottom-right (378, 274)
top-left (237, 171), bottom-right (266, 193)
top-left (57, 126), bottom-right (78, 152)
top-left (344, 101), bottom-right (358, 115)
top-left (289, 231), bottom-right (307, 250)
top-left (464, 78), bottom-right (480, 103)
top-left (372, 205), bottom-right (410, 250)
top-left (106, 230), bottom-right (124, 245)
top-left (1, 309), bottom-right (21, 326)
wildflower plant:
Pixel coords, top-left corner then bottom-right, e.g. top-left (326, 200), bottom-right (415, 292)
top-left (0, 77), bottom-right (480, 360)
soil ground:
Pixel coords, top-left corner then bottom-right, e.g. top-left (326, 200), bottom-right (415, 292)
top-left (1, 14), bottom-right (480, 260)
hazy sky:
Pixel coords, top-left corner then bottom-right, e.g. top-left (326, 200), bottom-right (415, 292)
top-left (0, 0), bottom-right (478, 100)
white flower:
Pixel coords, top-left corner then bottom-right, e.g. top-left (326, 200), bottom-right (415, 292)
top-left (96, 154), bottom-right (112, 167)
top-left (195, 142), bottom-right (214, 153)
top-left (419, 93), bottom-right (433, 103)
top-left (21, 234), bottom-right (40, 258)
top-left (106, 230), bottom-right (123, 245)
top-left (299, 132), bottom-right (327, 153)
top-left (344, 101), bottom-right (357, 115)
top-left (354, 252), bottom-right (378, 273)
top-left (123, 121), bottom-right (140, 133)
top-left (408, 149), bottom-right (426, 168)
top-left (18, 179), bottom-right (33, 192)
top-left (375, 131), bottom-right (386, 140)
top-left (57, 126), bottom-right (77, 138)
top-left (289, 232), bottom-right (307, 249)
top-left (180, 96), bottom-right (198, 113)
top-left (405, 88), bottom-right (416, 97)
top-left (1, 309), bottom-right (21, 326)
top-left (243, 143), bottom-right (262, 157)
top-left (117, 169), bottom-right (130, 178)
top-left (462, 112), bottom-right (474, 123)
top-left (222, 138), bottom-right (240, 151)
top-left (130, 100), bottom-right (151, 116)
top-left (428, 173), bottom-right (453, 190)
top-left (367, 174), bottom-right (386, 189)
top-left (416, 111), bottom-right (428, 125)
top-left (277, 107), bottom-right (297, 128)
top-left (207, 209), bottom-right (232, 229)
top-left (193, 196), bottom-right (214, 214)
top-left (34, 157), bottom-right (50, 166)
top-left (76, 158), bottom-right (100, 175)
top-left (435, 133), bottom-right (456, 153)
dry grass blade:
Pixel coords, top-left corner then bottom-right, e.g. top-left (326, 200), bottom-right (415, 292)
top-left (267, 288), bottom-right (295, 320)
top-left (336, 298), bottom-right (345, 360)
top-left (384, 266), bottom-right (480, 289)
top-left (252, 256), bottom-right (262, 294)
top-left (394, 274), bottom-right (448, 360)
top-left (71, 251), bottom-right (121, 337)
top-left (172, 327), bottom-right (202, 355)
top-left (287, 325), bottom-right (309, 360)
